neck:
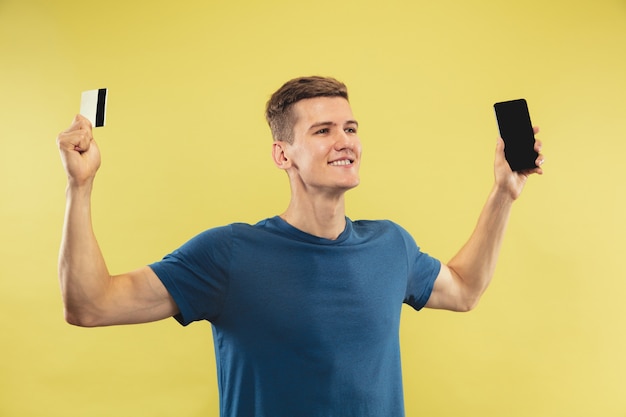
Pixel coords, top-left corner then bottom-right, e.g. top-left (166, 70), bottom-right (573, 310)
top-left (280, 193), bottom-right (347, 240)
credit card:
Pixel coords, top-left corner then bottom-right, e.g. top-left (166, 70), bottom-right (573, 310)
top-left (80, 88), bottom-right (107, 127)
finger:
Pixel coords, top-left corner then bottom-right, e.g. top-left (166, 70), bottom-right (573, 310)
top-left (63, 114), bottom-right (93, 134)
top-left (536, 154), bottom-right (545, 168)
top-left (534, 139), bottom-right (543, 152)
top-left (494, 138), bottom-right (513, 172)
top-left (58, 114), bottom-right (94, 151)
top-left (519, 165), bottom-right (543, 176)
top-left (496, 137), bottom-right (505, 151)
top-left (72, 130), bottom-right (93, 153)
top-left (75, 113), bottom-right (93, 128)
top-left (57, 128), bottom-right (93, 153)
top-left (533, 126), bottom-right (540, 134)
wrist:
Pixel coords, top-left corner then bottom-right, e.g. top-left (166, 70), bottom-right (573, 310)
top-left (66, 180), bottom-right (94, 200)
top-left (491, 183), bottom-right (516, 206)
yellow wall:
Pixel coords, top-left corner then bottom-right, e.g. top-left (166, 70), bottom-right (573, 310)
top-left (1, 0), bottom-right (625, 416)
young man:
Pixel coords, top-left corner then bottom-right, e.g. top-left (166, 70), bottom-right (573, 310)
top-left (56, 76), bottom-right (544, 416)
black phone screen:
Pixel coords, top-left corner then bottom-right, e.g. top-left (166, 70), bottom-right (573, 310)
top-left (494, 99), bottom-right (538, 171)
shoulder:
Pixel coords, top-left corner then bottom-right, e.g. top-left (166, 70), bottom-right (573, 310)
top-left (169, 222), bottom-right (258, 258)
top-left (351, 219), bottom-right (411, 239)
top-left (182, 224), bottom-right (234, 247)
top-left (182, 218), bottom-right (288, 252)
top-left (350, 219), bottom-right (431, 258)
top-left (188, 219), bottom-right (269, 243)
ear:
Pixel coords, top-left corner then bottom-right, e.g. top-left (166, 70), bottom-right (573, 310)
top-left (272, 141), bottom-right (291, 170)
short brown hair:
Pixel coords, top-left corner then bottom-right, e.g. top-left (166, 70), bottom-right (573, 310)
top-left (265, 76), bottom-right (349, 143)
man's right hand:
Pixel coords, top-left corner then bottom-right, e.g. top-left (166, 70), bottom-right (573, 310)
top-left (56, 114), bottom-right (179, 327)
top-left (57, 114), bottom-right (101, 187)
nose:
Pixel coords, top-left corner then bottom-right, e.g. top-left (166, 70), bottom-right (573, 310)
top-left (334, 129), bottom-right (360, 153)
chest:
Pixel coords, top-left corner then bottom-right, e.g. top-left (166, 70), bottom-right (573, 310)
top-left (215, 240), bottom-right (409, 350)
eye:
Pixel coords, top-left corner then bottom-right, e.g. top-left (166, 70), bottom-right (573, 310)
top-left (345, 127), bottom-right (357, 134)
top-left (315, 128), bottom-right (330, 135)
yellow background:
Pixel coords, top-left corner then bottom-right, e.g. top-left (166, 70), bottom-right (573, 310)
top-left (1, 0), bottom-right (625, 416)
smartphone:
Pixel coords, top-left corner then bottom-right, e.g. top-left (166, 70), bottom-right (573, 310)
top-left (493, 98), bottom-right (538, 171)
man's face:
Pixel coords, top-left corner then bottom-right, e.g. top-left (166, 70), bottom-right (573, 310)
top-left (282, 96), bottom-right (362, 196)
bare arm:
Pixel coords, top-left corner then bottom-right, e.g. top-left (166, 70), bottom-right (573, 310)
top-left (57, 115), bottom-right (178, 327)
top-left (426, 130), bottom-right (544, 312)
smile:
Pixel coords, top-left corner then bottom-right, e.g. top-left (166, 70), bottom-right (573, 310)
top-left (328, 159), bottom-right (354, 166)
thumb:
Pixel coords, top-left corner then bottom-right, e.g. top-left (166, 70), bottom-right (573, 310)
top-left (496, 137), bottom-right (505, 151)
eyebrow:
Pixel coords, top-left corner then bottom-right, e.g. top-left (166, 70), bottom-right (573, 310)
top-left (308, 120), bottom-right (359, 131)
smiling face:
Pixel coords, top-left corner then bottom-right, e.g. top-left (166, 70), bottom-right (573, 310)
top-left (274, 96), bottom-right (362, 197)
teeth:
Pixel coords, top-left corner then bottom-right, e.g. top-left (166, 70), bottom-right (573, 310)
top-left (329, 160), bottom-right (352, 166)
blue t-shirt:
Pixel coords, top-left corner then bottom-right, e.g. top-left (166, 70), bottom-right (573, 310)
top-left (149, 216), bottom-right (441, 417)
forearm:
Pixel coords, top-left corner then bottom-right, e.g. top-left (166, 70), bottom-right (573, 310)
top-left (447, 184), bottom-right (514, 306)
top-left (58, 183), bottom-right (111, 325)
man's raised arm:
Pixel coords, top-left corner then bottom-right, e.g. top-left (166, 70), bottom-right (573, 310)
top-left (57, 115), bottom-right (178, 327)
top-left (426, 130), bottom-right (544, 312)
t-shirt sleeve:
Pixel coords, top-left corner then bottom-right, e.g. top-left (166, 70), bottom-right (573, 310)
top-left (148, 226), bottom-right (232, 325)
top-left (393, 224), bottom-right (441, 311)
